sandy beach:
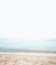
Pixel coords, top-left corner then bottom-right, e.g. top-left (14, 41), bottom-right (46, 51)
top-left (0, 52), bottom-right (56, 65)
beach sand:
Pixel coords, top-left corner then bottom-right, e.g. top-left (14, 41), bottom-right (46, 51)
top-left (0, 52), bottom-right (56, 65)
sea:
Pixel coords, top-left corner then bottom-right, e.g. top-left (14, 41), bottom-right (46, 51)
top-left (0, 38), bottom-right (56, 51)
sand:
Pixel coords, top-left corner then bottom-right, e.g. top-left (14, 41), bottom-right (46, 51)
top-left (0, 52), bottom-right (56, 65)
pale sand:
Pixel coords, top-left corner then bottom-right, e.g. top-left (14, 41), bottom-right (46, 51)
top-left (0, 52), bottom-right (56, 65)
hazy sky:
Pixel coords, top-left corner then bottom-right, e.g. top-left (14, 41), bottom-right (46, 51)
top-left (0, 0), bottom-right (56, 40)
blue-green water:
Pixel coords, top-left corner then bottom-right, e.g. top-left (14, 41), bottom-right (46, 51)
top-left (0, 38), bottom-right (56, 51)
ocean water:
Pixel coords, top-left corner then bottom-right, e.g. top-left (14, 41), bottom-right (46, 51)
top-left (0, 38), bottom-right (56, 51)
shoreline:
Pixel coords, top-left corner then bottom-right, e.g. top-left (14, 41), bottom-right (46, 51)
top-left (0, 52), bottom-right (56, 57)
top-left (0, 50), bottom-right (56, 53)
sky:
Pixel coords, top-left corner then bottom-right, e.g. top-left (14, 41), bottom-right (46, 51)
top-left (0, 0), bottom-right (56, 41)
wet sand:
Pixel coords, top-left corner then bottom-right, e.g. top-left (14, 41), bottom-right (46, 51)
top-left (0, 52), bottom-right (56, 65)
